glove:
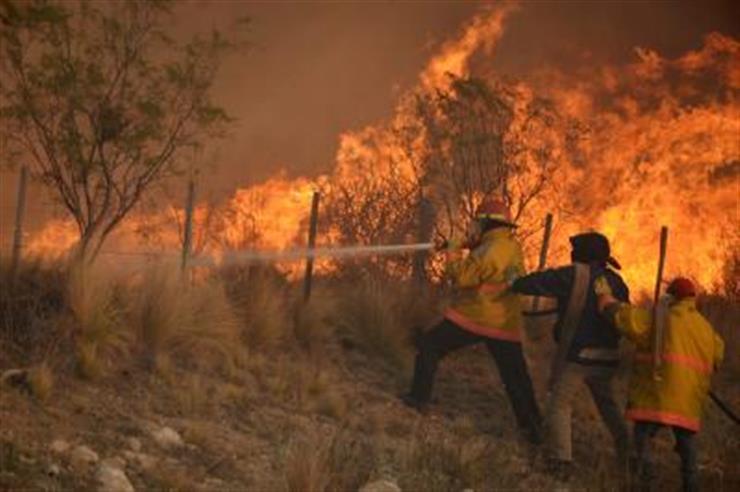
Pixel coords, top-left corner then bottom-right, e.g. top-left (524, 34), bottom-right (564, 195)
top-left (594, 276), bottom-right (619, 313)
top-left (593, 276), bottom-right (613, 296)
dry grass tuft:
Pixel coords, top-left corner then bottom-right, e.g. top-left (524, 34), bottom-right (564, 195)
top-left (398, 432), bottom-right (504, 492)
top-left (27, 362), bottom-right (53, 401)
top-left (132, 265), bottom-right (242, 374)
top-left (292, 286), bottom-right (338, 355)
top-left (312, 385), bottom-right (347, 421)
top-left (282, 430), bottom-right (375, 492)
top-left (283, 434), bottom-right (332, 492)
top-left (225, 265), bottom-right (290, 350)
top-left (66, 263), bottom-right (127, 379)
top-left (335, 275), bottom-right (422, 372)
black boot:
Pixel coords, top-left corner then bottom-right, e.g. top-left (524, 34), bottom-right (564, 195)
top-left (400, 393), bottom-right (429, 414)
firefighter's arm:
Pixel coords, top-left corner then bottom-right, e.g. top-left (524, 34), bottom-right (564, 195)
top-left (510, 266), bottom-right (570, 297)
top-left (600, 301), bottom-right (651, 347)
top-left (594, 276), bottom-right (650, 345)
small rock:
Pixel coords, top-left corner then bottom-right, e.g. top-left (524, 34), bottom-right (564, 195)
top-left (46, 463), bottom-right (61, 477)
top-left (359, 479), bottom-right (402, 492)
top-left (151, 427), bottom-right (184, 449)
top-left (70, 445), bottom-right (99, 469)
top-left (122, 451), bottom-right (157, 470)
top-left (19, 454), bottom-right (37, 465)
top-left (50, 439), bottom-right (70, 454)
top-left (96, 462), bottom-right (134, 492)
top-left (126, 437), bottom-right (142, 453)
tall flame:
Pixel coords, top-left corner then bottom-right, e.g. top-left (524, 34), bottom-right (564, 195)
top-left (23, 6), bottom-right (739, 294)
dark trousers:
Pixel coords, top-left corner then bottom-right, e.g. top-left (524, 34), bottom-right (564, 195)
top-left (409, 319), bottom-right (542, 437)
top-left (634, 421), bottom-right (698, 492)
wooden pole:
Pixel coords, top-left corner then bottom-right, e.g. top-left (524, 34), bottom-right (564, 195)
top-left (10, 166), bottom-right (28, 281)
top-left (652, 226), bottom-right (669, 380)
top-left (413, 196), bottom-right (434, 288)
top-left (531, 213), bottom-right (553, 312)
top-left (181, 179), bottom-right (195, 273)
top-left (303, 191), bottom-right (320, 301)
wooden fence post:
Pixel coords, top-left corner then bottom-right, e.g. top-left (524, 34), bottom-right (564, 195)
top-left (181, 179), bottom-right (195, 273)
top-left (303, 191), bottom-right (320, 301)
top-left (10, 166), bottom-right (28, 281)
top-left (413, 196), bottom-right (435, 288)
top-left (531, 212), bottom-right (553, 312)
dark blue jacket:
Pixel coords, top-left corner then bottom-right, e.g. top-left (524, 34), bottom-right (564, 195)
top-left (511, 263), bottom-right (630, 364)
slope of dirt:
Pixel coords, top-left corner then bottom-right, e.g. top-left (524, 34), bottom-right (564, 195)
top-left (2, 327), bottom-right (738, 492)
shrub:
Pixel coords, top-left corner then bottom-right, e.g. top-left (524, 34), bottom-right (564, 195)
top-left (66, 263), bottom-right (127, 379)
top-left (334, 274), bottom-right (432, 373)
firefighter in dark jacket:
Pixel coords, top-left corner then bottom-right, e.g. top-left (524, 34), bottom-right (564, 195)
top-left (509, 232), bottom-right (630, 471)
top-left (402, 198), bottom-right (543, 444)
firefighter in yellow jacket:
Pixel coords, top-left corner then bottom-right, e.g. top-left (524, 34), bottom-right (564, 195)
top-left (597, 277), bottom-right (725, 492)
top-left (403, 198), bottom-right (543, 444)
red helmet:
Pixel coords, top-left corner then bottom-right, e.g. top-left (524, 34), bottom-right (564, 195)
top-left (667, 277), bottom-right (696, 299)
top-left (475, 198), bottom-right (515, 226)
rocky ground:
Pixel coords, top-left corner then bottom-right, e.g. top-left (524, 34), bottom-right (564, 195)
top-left (1, 269), bottom-right (738, 491)
top-left (3, 333), bottom-right (738, 492)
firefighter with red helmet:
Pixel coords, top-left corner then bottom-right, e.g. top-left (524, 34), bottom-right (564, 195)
top-left (403, 198), bottom-right (543, 444)
top-left (597, 277), bottom-right (725, 492)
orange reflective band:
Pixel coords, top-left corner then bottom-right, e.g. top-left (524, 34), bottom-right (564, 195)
top-left (634, 352), bottom-right (713, 374)
top-left (444, 309), bottom-right (521, 342)
top-left (478, 283), bottom-right (505, 295)
top-left (626, 409), bottom-right (701, 431)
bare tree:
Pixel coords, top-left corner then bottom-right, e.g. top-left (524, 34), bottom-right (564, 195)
top-left (321, 131), bottom-right (420, 277)
top-left (0, 0), bottom-right (245, 262)
top-left (414, 76), bottom-right (569, 250)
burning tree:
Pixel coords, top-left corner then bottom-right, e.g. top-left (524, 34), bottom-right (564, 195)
top-left (0, 0), bottom-right (244, 262)
top-left (321, 75), bottom-right (570, 279)
top-left (416, 76), bottom-right (569, 248)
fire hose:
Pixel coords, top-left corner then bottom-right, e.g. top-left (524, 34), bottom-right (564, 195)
top-left (710, 390), bottom-right (740, 426)
top-left (190, 242), bottom-right (436, 266)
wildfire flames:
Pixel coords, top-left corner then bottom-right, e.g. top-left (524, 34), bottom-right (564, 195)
top-left (25, 4), bottom-right (739, 294)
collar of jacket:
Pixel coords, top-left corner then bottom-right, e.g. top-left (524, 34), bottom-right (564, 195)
top-left (671, 297), bottom-right (697, 310)
top-left (481, 228), bottom-right (512, 243)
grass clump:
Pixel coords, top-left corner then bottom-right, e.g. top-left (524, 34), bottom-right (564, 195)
top-left (132, 265), bottom-right (241, 374)
top-left (27, 362), bottom-right (54, 402)
top-left (66, 263), bottom-right (127, 379)
top-left (282, 430), bottom-right (375, 492)
top-left (292, 286), bottom-right (338, 355)
top-left (221, 265), bottom-right (290, 350)
top-left (335, 275), bottom-right (423, 372)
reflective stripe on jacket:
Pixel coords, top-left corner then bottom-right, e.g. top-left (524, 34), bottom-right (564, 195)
top-left (444, 228), bottom-right (525, 342)
top-left (612, 298), bottom-right (725, 431)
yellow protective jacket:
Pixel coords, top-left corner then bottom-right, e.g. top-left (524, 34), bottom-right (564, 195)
top-left (611, 298), bottom-right (725, 431)
top-left (444, 228), bottom-right (525, 342)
